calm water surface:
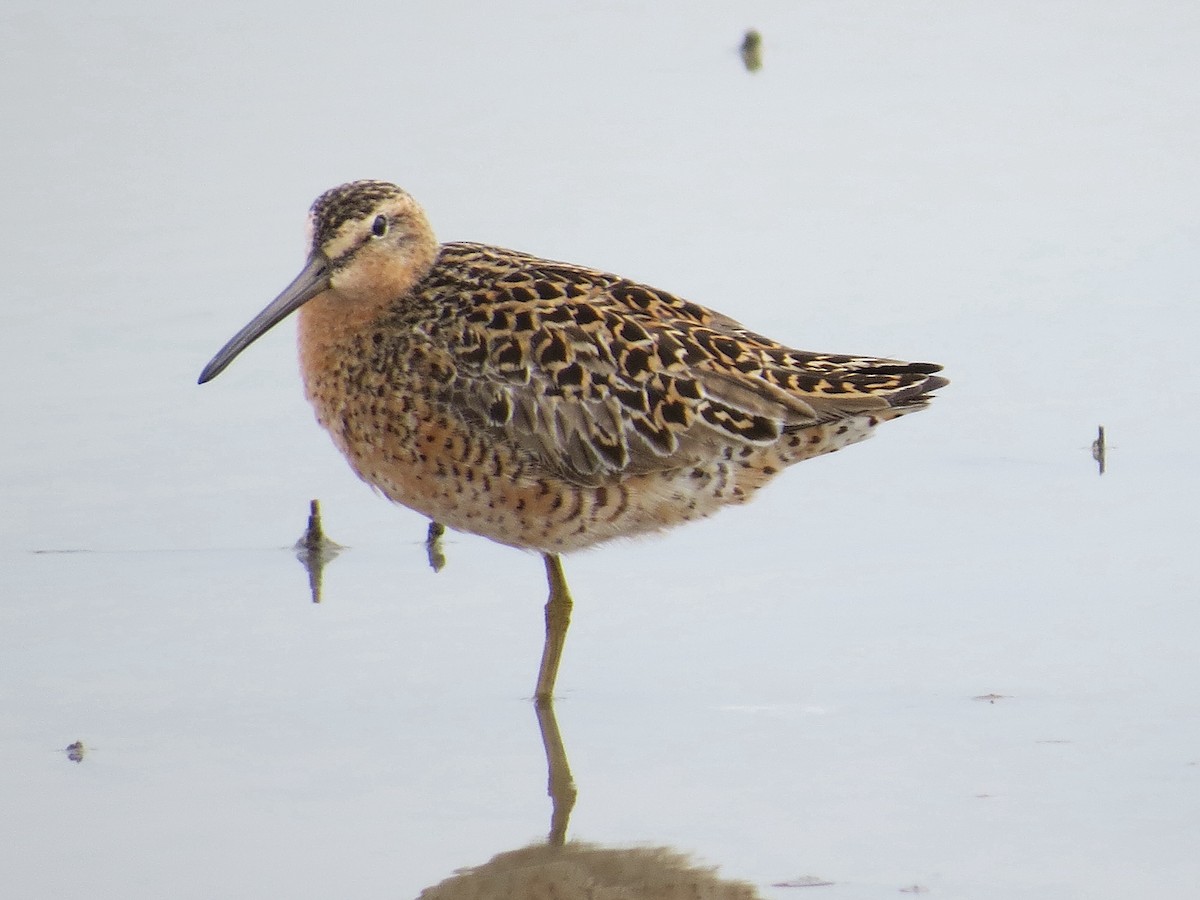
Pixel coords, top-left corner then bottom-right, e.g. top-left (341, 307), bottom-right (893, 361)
top-left (2, 2), bottom-right (1198, 898)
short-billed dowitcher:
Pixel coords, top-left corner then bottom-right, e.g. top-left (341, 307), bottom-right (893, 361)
top-left (199, 180), bottom-right (947, 702)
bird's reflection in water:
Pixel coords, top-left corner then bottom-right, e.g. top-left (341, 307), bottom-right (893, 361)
top-left (419, 701), bottom-right (762, 899)
top-left (419, 842), bottom-right (759, 899)
top-left (535, 700), bottom-right (577, 846)
top-left (291, 516), bottom-right (764, 895)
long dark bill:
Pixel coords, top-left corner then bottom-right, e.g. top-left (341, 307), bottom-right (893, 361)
top-left (198, 251), bottom-right (330, 384)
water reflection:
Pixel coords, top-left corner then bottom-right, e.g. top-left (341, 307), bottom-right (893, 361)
top-left (296, 505), bottom-right (444, 600)
top-left (425, 520), bottom-right (447, 573)
top-left (289, 512), bottom-right (768, 894)
top-left (289, 520), bottom-right (772, 895)
top-left (534, 700), bottom-right (577, 847)
top-left (287, 516), bottom-right (761, 891)
top-left (420, 700), bottom-right (761, 898)
top-left (739, 29), bottom-right (763, 73)
top-left (293, 500), bottom-right (343, 603)
top-left (419, 842), bottom-right (760, 899)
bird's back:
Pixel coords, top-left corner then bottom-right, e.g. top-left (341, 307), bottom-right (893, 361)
top-left (414, 242), bottom-right (943, 472)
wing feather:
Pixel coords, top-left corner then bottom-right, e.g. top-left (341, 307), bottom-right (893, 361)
top-left (431, 243), bottom-right (944, 485)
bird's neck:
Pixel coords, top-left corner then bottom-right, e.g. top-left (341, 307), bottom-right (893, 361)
top-left (297, 239), bottom-right (439, 357)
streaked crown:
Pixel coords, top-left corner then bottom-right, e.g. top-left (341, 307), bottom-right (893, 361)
top-left (309, 180), bottom-right (410, 249)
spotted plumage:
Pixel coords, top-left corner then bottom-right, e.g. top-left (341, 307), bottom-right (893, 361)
top-left (199, 180), bottom-right (947, 700)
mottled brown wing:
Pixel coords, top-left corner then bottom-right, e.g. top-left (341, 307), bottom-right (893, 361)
top-left (434, 243), bottom-right (942, 485)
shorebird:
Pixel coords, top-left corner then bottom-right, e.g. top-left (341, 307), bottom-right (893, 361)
top-left (199, 180), bottom-right (946, 702)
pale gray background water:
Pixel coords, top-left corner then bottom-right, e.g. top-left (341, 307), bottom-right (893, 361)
top-left (2, 2), bottom-right (1197, 898)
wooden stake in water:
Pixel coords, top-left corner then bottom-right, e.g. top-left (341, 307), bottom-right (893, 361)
top-left (294, 499), bottom-right (344, 603)
top-left (425, 520), bottom-right (447, 573)
top-left (1092, 425), bottom-right (1107, 475)
top-left (740, 29), bottom-right (763, 72)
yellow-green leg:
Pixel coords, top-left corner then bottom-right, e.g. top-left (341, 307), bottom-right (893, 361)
top-left (535, 553), bottom-right (573, 704)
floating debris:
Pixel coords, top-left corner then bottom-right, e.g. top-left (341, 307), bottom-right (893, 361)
top-left (426, 520), bottom-right (447, 573)
top-left (1091, 424), bottom-right (1106, 475)
top-left (740, 29), bottom-right (763, 72)
top-left (972, 693), bottom-right (1010, 704)
top-left (899, 886), bottom-right (929, 894)
top-left (294, 499), bottom-right (344, 603)
top-left (773, 874), bottom-right (835, 888)
top-left (62, 740), bottom-right (87, 763)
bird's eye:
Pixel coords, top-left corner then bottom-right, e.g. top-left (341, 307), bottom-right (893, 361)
top-left (371, 215), bottom-right (388, 237)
